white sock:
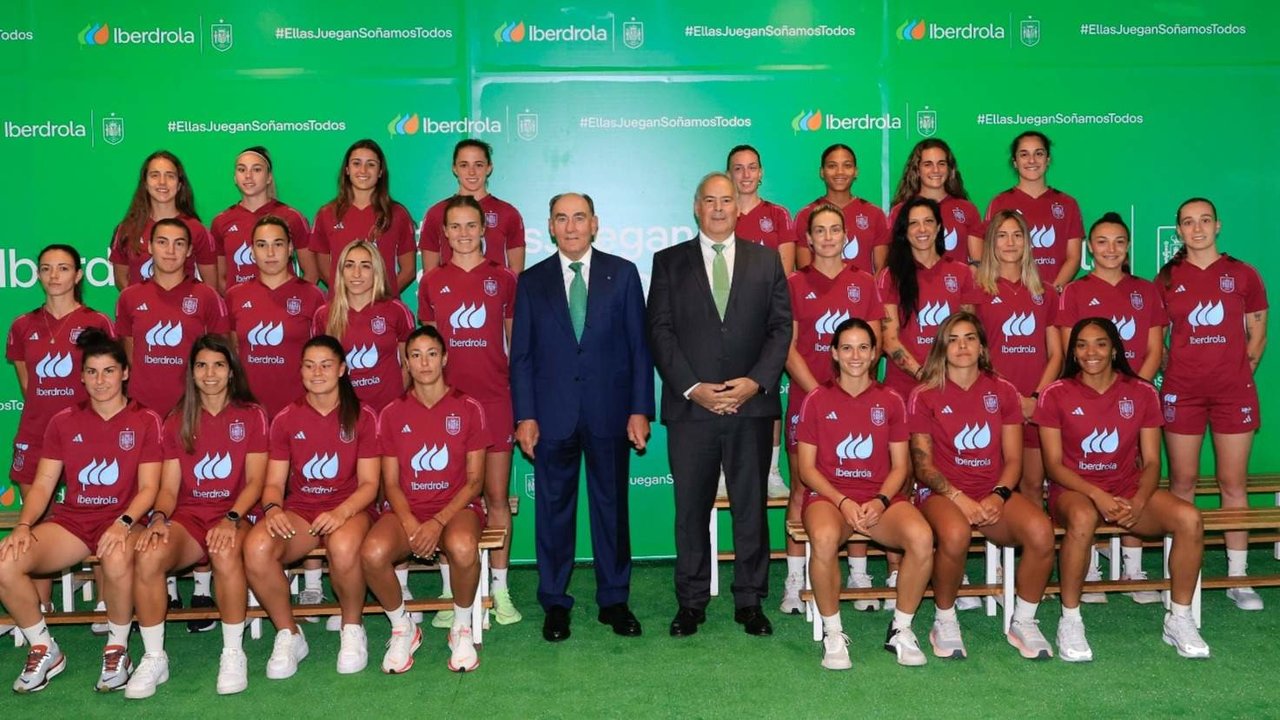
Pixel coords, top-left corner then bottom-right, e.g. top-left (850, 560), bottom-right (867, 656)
top-left (892, 609), bottom-right (914, 630)
top-left (1227, 548), bottom-right (1249, 577)
top-left (221, 621), bottom-right (245, 652)
top-left (491, 567), bottom-right (508, 591)
top-left (935, 605), bottom-right (957, 622)
top-left (20, 621), bottom-right (52, 649)
top-left (849, 556), bottom-right (868, 575)
top-left (453, 604), bottom-right (473, 629)
top-left (304, 568), bottom-right (323, 592)
top-left (821, 612), bottom-right (842, 634)
top-left (1013, 598), bottom-right (1039, 623)
top-left (107, 621), bottom-right (131, 649)
top-left (786, 556), bottom-right (806, 577)
top-left (193, 570), bottom-right (212, 596)
top-left (139, 623), bottom-right (165, 655)
top-left (385, 603), bottom-right (410, 629)
top-left (166, 576), bottom-right (179, 601)
top-left (1170, 602), bottom-right (1193, 619)
top-left (395, 567), bottom-right (410, 588)
top-left (1062, 605), bottom-right (1082, 620)
top-left (769, 445), bottom-right (781, 473)
top-left (1122, 547), bottom-right (1143, 577)
top-left (440, 564), bottom-right (453, 595)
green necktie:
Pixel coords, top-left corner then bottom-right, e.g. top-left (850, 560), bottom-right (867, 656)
top-left (711, 242), bottom-right (729, 319)
top-left (569, 261), bottom-right (587, 340)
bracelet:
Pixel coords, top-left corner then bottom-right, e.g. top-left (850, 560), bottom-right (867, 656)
top-left (151, 510), bottom-right (169, 524)
top-left (836, 497), bottom-right (849, 510)
top-left (262, 502), bottom-right (281, 516)
top-left (15, 522), bottom-right (31, 529)
top-left (429, 516), bottom-right (446, 529)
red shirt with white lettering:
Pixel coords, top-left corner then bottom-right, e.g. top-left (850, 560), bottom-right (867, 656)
top-left (1056, 274), bottom-right (1167, 372)
top-left (418, 261), bottom-right (515, 403)
top-left (268, 400), bottom-right (379, 514)
top-left (109, 215), bottom-right (217, 286)
top-left (312, 202), bottom-right (416, 294)
top-left (114, 278), bottom-right (229, 415)
top-left (908, 374), bottom-right (1022, 498)
top-left (163, 403), bottom-right (269, 522)
top-left (43, 400), bottom-right (163, 512)
top-left (1157, 255), bottom-right (1267, 396)
top-left (379, 389), bottom-right (490, 516)
top-left (793, 197), bottom-right (888, 273)
top-left (888, 196), bottom-right (983, 264)
top-left (312, 299), bottom-right (415, 413)
top-left (226, 277), bottom-right (326, 417)
top-left (877, 257), bottom-right (983, 399)
top-left (736, 201), bottom-right (794, 251)
top-left (795, 382), bottom-right (907, 503)
top-left (211, 200), bottom-right (312, 286)
top-left (985, 188), bottom-right (1084, 285)
top-left (420, 194), bottom-right (525, 269)
top-left (975, 279), bottom-right (1058, 396)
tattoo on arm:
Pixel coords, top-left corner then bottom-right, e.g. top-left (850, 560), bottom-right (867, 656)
top-left (909, 436), bottom-right (952, 495)
top-left (890, 348), bottom-right (911, 371)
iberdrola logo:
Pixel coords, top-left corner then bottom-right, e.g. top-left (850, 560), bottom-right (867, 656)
top-left (80, 22), bottom-right (110, 45)
top-left (898, 19), bottom-right (927, 40)
top-left (388, 113), bottom-right (420, 136)
top-left (494, 21), bottom-right (526, 43)
top-left (791, 110), bottom-right (823, 132)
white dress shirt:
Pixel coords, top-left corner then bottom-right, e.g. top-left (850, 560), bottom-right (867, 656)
top-left (558, 246), bottom-right (593, 299)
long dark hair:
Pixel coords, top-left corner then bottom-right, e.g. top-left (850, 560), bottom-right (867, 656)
top-left (1061, 317), bottom-right (1140, 380)
top-left (37, 243), bottom-right (85, 305)
top-left (891, 138), bottom-right (969, 205)
top-left (332, 139), bottom-right (396, 239)
top-left (114, 150), bottom-right (199, 258)
top-left (177, 335), bottom-right (258, 454)
top-left (303, 335), bottom-right (360, 438)
top-left (1156, 197), bottom-right (1218, 289)
top-left (885, 196), bottom-right (946, 328)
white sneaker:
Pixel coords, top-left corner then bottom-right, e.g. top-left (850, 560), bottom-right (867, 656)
top-left (336, 625), bottom-right (368, 674)
top-left (883, 571), bottom-right (898, 612)
top-left (779, 573), bottom-right (804, 615)
top-left (265, 628), bottom-right (309, 680)
top-left (493, 588), bottom-right (523, 625)
top-left (90, 600), bottom-right (109, 635)
top-left (325, 614), bottom-right (343, 632)
top-left (766, 467), bottom-right (789, 499)
top-left (716, 471), bottom-right (728, 500)
top-left (1007, 619), bottom-right (1053, 660)
top-left (95, 644), bottom-right (133, 692)
top-left (447, 626), bottom-right (479, 672)
top-left (383, 624), bottom-right (423, 674)
top-left (929, 616), bottom-right (966, 659)
top-left (124, 652), bottom-right (169, 699)
top-left (1121, 570), bottom-right (1163, 604)
top-left (1162, 612), bottom-right (1211, 659)
top-left (884, 623), bottom-right (927, 666)
top-left (848, 572), bottom-right (880, 612)
top-left (12, 643), bottom-right (65, 694)
top-left (1081, 565), bottom-right (1108, 604)
top-left (216, 648), bottom-right (248, 695)
top-left (1227, 586), bottom-right (1265, 611)
top-left (955, 575), bottom-right (983, 611)
top-left (297, 587), bottom-right (324, 624)
top-left (821, 631), bottom-right (852, 670)
top-left (1056, 615), bottom-right (1093, 662)
top-left (432, 592), bottom-right (455, 629)
top-left (402, 584), bottom-right (424, 624)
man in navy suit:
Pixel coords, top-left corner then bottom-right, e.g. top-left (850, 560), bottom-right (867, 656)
top-left (511, 192), bottom-right (654, 642)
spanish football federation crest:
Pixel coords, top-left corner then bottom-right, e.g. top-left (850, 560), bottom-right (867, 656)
top-left (855, 214), bottom-right (869, 231)
top-left (916, 109), bottom-right (937, 137)
top-left (1020, 17), bottom-right (1041, 47)
top-left (483, 278), bottom-right (499, 297)
top-left (983, 393), bottom-right (999, 414)
top-left (516, 112), bottom-right (538, 141)
top-left (623, 18), bottom-right (644, 49)
top-left (1220, 275), bottom-right (1235, 293)
top-left (371, 316), bottom-right (387, 335)
top-left (870, 405), bottom-right (886, 427)
top-left (211, 21), bottom-right (233, 52)
top-left (119, 430), bottom-right (136, 451)
top-left (1130, 291), bottom-right (1144, 310)
top-left (944, 274), bottom-right (959, 293)
top-left (759, 217), bottom-right (774, 233)
top-left (182, 296), bottom-right (199, 315)
top-left (1051, 202), bottom-right (1065, 220)
top-left (445, 414), bottom-right (462, 436)
top-left (229, 421), bottom-right (246, 443)
top-left (485, 211), bottom-right (498, 228)
top-left (847, 284), bottom-right (861, 303)
top-left (287, 297), bottom-right (303, 316)
top-left (102, 115), bottom-right (125, 146)
top-left (952, 206), bottom-right (966, 223)
top-left (1118, 398), bottom-right (1135, 420)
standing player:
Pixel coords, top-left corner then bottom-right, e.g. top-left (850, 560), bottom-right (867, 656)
top-left (793, 144), bottom-right (889, 272)
top-left (0, 329), bottom-right (162, 694)
top-left (985, 132), bottom-right (1084, 292)
top-left (418, 196), bottom-right (521, 627)
top-left (780, 205), bottom-right (884, 615)
top-left (796, 317), bottom-right (934, 670)
top-left (420, 139), bottom-right (525, 274)
top-left (312, 139), bottom-right (417, 295)
top-left (109, 150), bottom-right (217, 289)
top-left (243, 336), bottom-right (380, 679)
top-left (1037, 318), bottom-right (1209, 660)
top-left (1056, 212), bottom-right (1168, 602)
top-left (888, 139), bottom-right (984, 264)
top-left (909, 312), bottom-right (1056, 660)
top-left (1157, 198), bottom-right (1268, 610)
top-left (124, 336), bottom-right (267, 698)
top-left (211, 146), bottom-right (317, 292)
top-left (363, 326), bottom-right (489, 673)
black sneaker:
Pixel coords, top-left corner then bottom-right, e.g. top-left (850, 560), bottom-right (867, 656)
top-left (187, 594), bottom-right (216, 633)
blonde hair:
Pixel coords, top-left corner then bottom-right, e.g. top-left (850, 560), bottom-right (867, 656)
top-left (976, 209), bottom-right (1044, 296)
top-left (917, 311), bottom-right (995, 391)
top-left (325, 241), bottom-right (390, 340)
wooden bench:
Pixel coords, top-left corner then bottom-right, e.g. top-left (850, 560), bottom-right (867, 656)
top-left (709, 496), bottom-right (789, 597)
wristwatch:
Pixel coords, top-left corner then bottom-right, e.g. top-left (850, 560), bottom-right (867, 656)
top-left (117, 514), bottom-right (135, 528)
top-left (225, 510), bottom-right (242, 527)
top-left (991, 486), bottom-right (1013, 502)
top-left (875, 494), bottom-right (891, 509)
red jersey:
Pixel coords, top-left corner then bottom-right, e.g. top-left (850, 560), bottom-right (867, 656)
top-left (6, 306), bottom-right (114, 447)
top-left (1034, 374), bottom-right (1162, 497)
top-left (735, 200), bottom-right (794, 251)
top-left (312, 299), bottom-right (415, 412)
top-left (420, 194), bottom-right (526, 269)
top-left (877, 257), bottom-right (983, 398)
top-left (114, 279), bottom-right (229, 415)
top-left (975, 279), bottom-right (1058, 396)
top-left (43, 400), bottom-right (163, 512)
top-left (888, 196), bottom-right (983, 263)
top-left (162, 403), bottom-right (269, 520)
top-left (378, 389), bottom-right (490, 514)
top-left (793, 197), bottom-right (888, 273)
top-left (268, 400), bottom-right (379, 514)
top-left (795, 382), bottom-right (907, 503)
top-left (109, 215), bottom-right (218, 286)
top-left (417, 261), bottom-right (515, 403)
top-left (787, 265), bottom-right (884, 389)
top-left (211, 200), bottom-right (312, 286)
top-left (985, 188), bottom-right (1084, 285)
top-left (1056, 274), bottom-right (1167, 371)
top-left (908, 374), bottom-right (1022, 498)
top-left (312, 202), bottom-right (416, 294)
top-left (1158, 255), bottom-right (1267, 396)
top-left (226, 277), bottom-right (326, 417)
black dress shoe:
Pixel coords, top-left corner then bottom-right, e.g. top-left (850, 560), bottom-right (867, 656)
top-left (598, 604), bottom-right (642, 637)
top-left (669, 606), bottom-right (706, 637)
top-left (543, 605), bottom-right (571, 642)
top-left (734, 605), bottom-right (773, 636)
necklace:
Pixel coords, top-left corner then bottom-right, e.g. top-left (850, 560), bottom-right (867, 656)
top-left (41, 304), bottom-right (82, 345)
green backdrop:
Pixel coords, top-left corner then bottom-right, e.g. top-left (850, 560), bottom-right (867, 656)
top-left (1, 1), bottom-right (1276, 561)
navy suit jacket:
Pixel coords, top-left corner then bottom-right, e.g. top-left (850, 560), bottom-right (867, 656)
top-left (510, 248), bottom-right (654, 441)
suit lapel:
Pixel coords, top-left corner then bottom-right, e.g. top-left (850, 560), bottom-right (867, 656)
top-left (584, 253), bottom-right (610, 338)
top-left (723, 239), bottom-right (750, 323)
top-left (683, 240), bottom-right (719, 321)
top-left (538, 257), bottom-right (575, 339)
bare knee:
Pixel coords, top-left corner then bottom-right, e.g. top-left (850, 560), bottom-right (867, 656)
top-left (443, 536), bottom-right (478, 569)
top-left (360, 539), bottom-right (393, 572)
top-left (807, 523), bottom-right (844, 559)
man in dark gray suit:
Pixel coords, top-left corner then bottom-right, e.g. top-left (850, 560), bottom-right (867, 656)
top-left (647, 172), bottom-right (792, 637)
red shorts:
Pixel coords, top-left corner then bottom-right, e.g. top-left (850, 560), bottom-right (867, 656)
top-left (44, 507), bottom-right (120, 553)
top-left (169, 509), bottom-right (228, 562)
top-left (804, 489), bottom-right (906, 512)
top-left (9, 439), bottom-right (39, 485)
top-left (1022, 421), bottom-right (1041, 450)
top-left (479, 398), bottom-right (514, 452)
top-left (1161, 383), bottom-right (1260, 435)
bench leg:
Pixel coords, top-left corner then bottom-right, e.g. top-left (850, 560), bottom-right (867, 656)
top-left (984, 541), bottom-right (997, 617)
top-left (709, 508), bottom-right (719, 598)
top-left (1192, 571), bottom-right (1202, 629)
top-left (81, 567), bottom-right (93, 604)
top-left (61, 569), bottom-right (75, 612)
top-left (1162, 536), bottom-right (1172, 610)
top-left (806, 543), bottom-right (822, 643)
top-left (1108, 537), bottom-right (1121, 581)
top-left (1002, 546), bottom-right (1015, 633)
top-left (248, 590), bottom-right (262, 640)
top-left (289, 570), bottom-right (299, 596)
top-left (12, 629), bottom-right (22, 648)
top-left (480, 544), bottom-right (492, 631)
top-left (473, 550), bottom-right (486, 646)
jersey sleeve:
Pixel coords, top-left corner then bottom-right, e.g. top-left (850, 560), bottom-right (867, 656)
top-left (41, 409), bottom-right (69, 459)
top-left (114, 289), bottom-right (135, 337)
top-left (108, 225), bottom-right (129, 265)
top-left (419, 203), bottom-right (444, 253)
top-left (1138, 381), bottom-right (1164, 429)
top-left (311, 305), bottom-right (329, 336)
top-left (311, 207), bottom-right (331, 255)
top-left (793, 206), bottom-right (811, 246)
top-left (869, 206), bottom-right (890, 248)
top-left (247, 405), bottom-right (270, 453)
top-left (1032, 383), bottom-right (1063, 428)
top-left (161, 414), bottom-right (183, 460)
top-left (464, 396), bottom-right (492, 451)
top-left (1063, 195), bottom-right (1085, 240)
top-left (191, 222), bottom-right (218, 266)
top-left (958, 265), bottom-right (985, 305)
top-left (1242, 263), bottom-right (1269, 313)
top-left (1055, 281), bottom-right (1081, 328)
top-left (876, 269), bottom-right (900, 305)
top-left (505, 205), bottom-right (526, 250)
top-left (886, 390), bottom-right (909, 442)
top-left (393, 300), bottom-right (415, 341)
top-left (502, 269), bottom-right (517, 320)
top-left (6, 315), bottom-right (25, 362)
top-left (1145, 282), bottom-right (1170, 328)
top-left (268, 408), bottom-right (293, 461)
top-left (1041, 285), bottom-right (1059, 326)
top-left (997, 377), bottom-right (1023, 424)
top-left (204, 289), bottom-right (231, 334)
top-left (906, 387), bottom-right (932, 435)
top-left (417, 272), bottom-right (437, 323)
top-left (356, 407), bottom-right (381, 459)
top-left (137, 410), bottom-right (165, 464)
top-left (392, 205), bottom-right (416, 257)
top-left (376, 404), bottom-right (400, 456)
top-left (794, 389), bottom-right (820, 446)
top-left (285, 207), bottom-right (312, 251)
top-left (774, 205), bottom-right (795, 244)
